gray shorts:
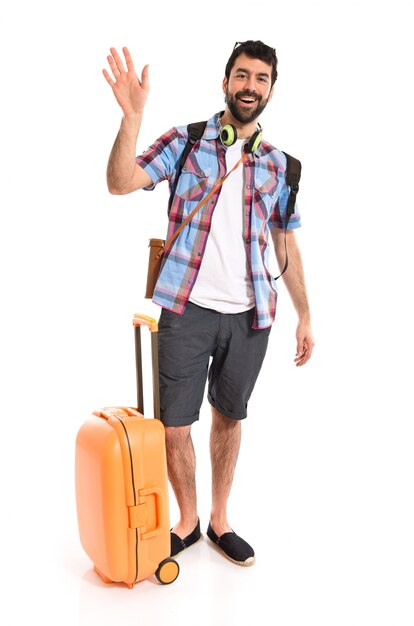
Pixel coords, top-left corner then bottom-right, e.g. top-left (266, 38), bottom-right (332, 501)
top-left (158, 302), bottom-right (271, 427)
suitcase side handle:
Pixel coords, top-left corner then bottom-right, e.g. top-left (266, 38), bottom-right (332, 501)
top-left (132, 314), bottom-right (160, 421)
top-left (139, 487), bottom-right (165, 540)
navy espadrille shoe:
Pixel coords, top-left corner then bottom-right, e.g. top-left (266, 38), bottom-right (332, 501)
top-left (206, 523), bottom-right (255, 566)
top-left (170, 519), bottom-right (202, 557)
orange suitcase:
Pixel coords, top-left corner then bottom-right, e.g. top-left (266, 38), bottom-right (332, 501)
top-left (75, 314), bottom-right (179, 588)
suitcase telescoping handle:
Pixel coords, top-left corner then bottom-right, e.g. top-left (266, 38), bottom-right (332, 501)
top-left (132, 314), bottom-right (160, 420)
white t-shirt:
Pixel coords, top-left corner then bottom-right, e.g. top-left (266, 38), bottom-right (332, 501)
top-left (189, 139), bottom-right (255, 313)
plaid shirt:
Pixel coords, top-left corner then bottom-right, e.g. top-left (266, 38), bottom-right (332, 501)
top-left (136, 112), bottom-right (301, 329)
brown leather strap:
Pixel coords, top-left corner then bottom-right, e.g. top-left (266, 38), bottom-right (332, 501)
top-left (155, 152), bottom-right (249, 260)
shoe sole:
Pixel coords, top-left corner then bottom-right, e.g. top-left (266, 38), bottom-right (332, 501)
top-left (207, 536), bottom-right (256, 567)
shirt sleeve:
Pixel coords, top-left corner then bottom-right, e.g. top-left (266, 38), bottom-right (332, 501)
top-left (269, 154), bottom-right (302, 230)
top-left (136, 127), bottom-right (184, 191)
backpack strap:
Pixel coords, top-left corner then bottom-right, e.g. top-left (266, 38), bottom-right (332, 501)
top-left (274, 152), bottom-right (302, 280)
top-left (168, 121), bottom-right (207, 211)
top-left (282, 151), bottom-right (301, 220)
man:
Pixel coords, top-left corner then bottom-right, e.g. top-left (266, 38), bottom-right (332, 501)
top-left (103, 41), bottom-right (314, 566)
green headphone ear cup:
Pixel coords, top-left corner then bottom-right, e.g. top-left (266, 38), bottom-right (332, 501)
top-left (250, 130), bottom-right (263, 153)
top-left (221, 124), bottom-right (237, 146)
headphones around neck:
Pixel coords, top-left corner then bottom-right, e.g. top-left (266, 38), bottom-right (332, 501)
top-left (220, 123), bottom-right (263, 153)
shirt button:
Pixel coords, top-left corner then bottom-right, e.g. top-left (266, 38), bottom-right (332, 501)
top-left (188, 279), bottom-right (194, 284)
top-left (246, 185), bottom-right (251, 189)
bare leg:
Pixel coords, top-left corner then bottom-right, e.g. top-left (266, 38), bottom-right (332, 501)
top-left (164, 425), bottom-right (199, 538)
top-left (210, 407), bottom-right (241, 536)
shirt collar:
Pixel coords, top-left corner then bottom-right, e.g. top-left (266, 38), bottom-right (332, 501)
top-left (204, 112), bottom-right (223, 140)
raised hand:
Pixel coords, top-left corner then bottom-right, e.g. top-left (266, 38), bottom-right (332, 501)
top-left (103, 47), bottom-right (149, 117)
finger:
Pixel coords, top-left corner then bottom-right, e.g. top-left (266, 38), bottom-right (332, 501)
top-left (295, 353), bottom-right (308, 366)
top-left (305, 341), bottom-right (314, 361)
top-left (102, 68), bottom-right (115, 87)
top-left (294, 354), bottom-right (307, 366)
top-left (107, 54), bottom-right (121, 79)
top-left (294, 336), bottom-right (306, 365)
top-left (110, 47), bottom-right (126, 74)
top-left (294, 351), bottom-right (306, 366)
top-left (296, 337), bottom-right (304, 359)
top-left (294, 339), bottom-right (314, 366)
top-left (141, 64), bottom-right (150, 90)
top-left (123, 46), bottom-right (134, 72)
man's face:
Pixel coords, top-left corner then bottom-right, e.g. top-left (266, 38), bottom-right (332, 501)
top-left (223, 53), bottom-right (274, 125)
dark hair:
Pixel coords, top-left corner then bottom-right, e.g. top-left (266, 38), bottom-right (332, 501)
top-left (225, 40), bottom-right (278, 87)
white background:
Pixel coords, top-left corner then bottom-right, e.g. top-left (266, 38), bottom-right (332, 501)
top-left (1, 0), bottom-right (413, 624)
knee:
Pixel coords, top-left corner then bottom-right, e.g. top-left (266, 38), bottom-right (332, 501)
top-left (164, 425), bottom-right (191, 447)
top-left (212, 407), bottom-right (240, 431)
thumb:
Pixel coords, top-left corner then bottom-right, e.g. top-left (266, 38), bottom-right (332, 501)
top-left (141, 64), bottom-right (150, 90)
top-left (296, 333), bottom-right (305, 357)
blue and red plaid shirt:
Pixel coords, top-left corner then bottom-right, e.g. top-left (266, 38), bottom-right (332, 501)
top-left (136, 112), bottom-right (302, 329)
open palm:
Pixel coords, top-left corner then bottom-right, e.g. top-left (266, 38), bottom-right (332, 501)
top-left (103, 47), bottom-right (149, 116)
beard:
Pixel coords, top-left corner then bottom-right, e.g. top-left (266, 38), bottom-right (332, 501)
top-left (225, 88), bottom-right (269, 124)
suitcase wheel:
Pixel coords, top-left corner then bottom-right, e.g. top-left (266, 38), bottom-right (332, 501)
top-left (155, 558), bottom-right (180, 585)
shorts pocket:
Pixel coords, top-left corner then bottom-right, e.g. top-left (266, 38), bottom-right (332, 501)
top-left (159, 308), bottom-right (184, 331)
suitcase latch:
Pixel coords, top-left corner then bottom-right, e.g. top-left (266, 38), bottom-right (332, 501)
top-left (128, 504), bottom-right (147, 529)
